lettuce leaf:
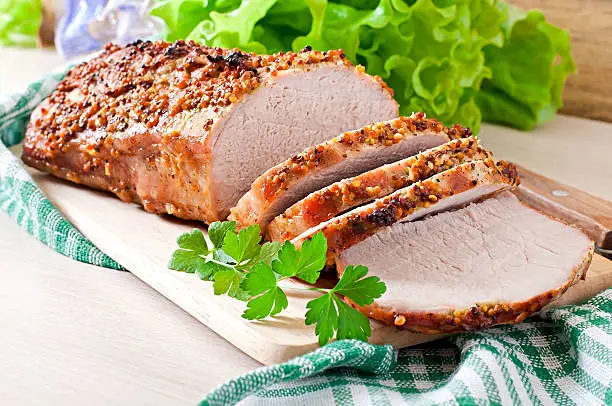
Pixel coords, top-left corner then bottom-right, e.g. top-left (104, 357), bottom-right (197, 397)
top-left (0, 0), bottom-right (42, 47)
top-left (151, 0), bottom-right (574, 132)
top-left (476, 3), bottom-right (576, 130)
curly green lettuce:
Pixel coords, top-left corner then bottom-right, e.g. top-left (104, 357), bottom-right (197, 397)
top-left (0, 0), bottom-right (42, 47)
top-left (151, 0), bottom-right (575, 133)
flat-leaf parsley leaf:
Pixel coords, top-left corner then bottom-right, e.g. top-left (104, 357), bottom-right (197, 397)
top-left (168, 222), bottom-right (387, 346)
top-left (305, 265), bottom-right (386, 345)
top-left (168, 229), bottom-right (211, 276)
top-left (241, 263), bottom-right (288, 319)
top-left (222, 224), bottom-right (262, 264)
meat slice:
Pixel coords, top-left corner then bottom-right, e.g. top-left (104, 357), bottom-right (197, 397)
top-left (229, 114), bottom-right (473, 230)
top-left (267, 137), bottom-right (490, 241)
top-left (22, 40), bottom-right (399, 223)
top-left (290, 159), bottom-right (519, 261)
top-left (336, 192), bottom-right (594, 333)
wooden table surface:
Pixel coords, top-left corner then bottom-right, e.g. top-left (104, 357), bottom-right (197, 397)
top-left (1, 47), bottom-right (611, 405)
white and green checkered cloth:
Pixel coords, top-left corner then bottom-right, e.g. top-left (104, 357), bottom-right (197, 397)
top-left (1, 71), bottom-right (610, 406)
top-left (204, 292), bottom-right (611, 405)
top-left (0, 68), bottom-right (122, 270)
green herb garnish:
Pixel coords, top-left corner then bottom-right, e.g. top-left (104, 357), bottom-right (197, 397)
top-left (168, 221), bottom-right (386, 345)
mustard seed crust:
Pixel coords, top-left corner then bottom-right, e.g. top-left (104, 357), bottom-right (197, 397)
top-left (291, 159), bottom-right (520, 261)
top-left (267, 137), bottom-right (491, 241)
top-left (24, 40), bottom-right (354, 162)
top-left (257, 113), bottom-right (471, 204)
top-left (22, 40), bottom-right (393, 223)
top-left (229, 113), bottom-right (473, 230)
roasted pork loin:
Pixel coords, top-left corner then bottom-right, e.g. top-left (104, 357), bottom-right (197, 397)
top-left (22, 40), bottom-right (592, 335)
top-left (22, 40), bottom-right (398, 223)
top-left (290, 159), bottom-right (519, 261)
top-left (267, 137), bottom-right (490, 241)
top-left (336, 192), bottom-right (593, 333)
top-left (229, 114), bottom-right (473, 231)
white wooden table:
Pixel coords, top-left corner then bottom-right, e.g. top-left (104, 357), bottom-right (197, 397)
top-left (1, 47), bottom-right (611, 405)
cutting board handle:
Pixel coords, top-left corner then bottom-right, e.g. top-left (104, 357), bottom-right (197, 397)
top-left (515, 165), bottom-right (612, 250)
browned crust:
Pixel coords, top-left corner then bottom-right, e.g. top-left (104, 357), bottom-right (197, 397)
top-left (23, 40), bottom-right (353, 162)
top-left (257, 113), bottom-right (472, 203)
top-left (258, 113), bottom-right (472, 202)
top-left (267, 137), bottom-right (490, 241)
top-left (290, 159), bottom-right (520, 261)
top-left (22, 40), bottom-right (387, 223)
top-left (343, 244), bottom-right (594, 334)
top-left (229, 113), bottom-right (473, 230)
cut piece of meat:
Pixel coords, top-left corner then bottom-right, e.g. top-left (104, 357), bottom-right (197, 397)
top-left (267, 137), bottom-right (490, 241)
top-left (336, 192), bottom-right (594, 334)
top-left (290, 159), bottom-right (519, 261)
top-left (229, 114), bottom-right (473, 230)
top-left (22, 40), bottom-right (399, 223)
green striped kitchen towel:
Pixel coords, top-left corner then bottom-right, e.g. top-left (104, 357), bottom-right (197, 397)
top-left (202, 289), bottom-right (611, 405)
top-left (0, 68), bottom-right (122, 270)
top-left (1, 68), bottom-right (610, 406)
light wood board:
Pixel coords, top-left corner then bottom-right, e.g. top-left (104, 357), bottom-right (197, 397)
top-left (25, 167), bottom-right (612, 365)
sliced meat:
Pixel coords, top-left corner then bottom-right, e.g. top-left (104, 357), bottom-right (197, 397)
top-left (229, 114), bottom-right (473, 230)
top-left (22, 40), bottom-right (399, 223)
top-left (336, 192), bottom-right (593, 334)
top-left (267, 137), bottom-right (490, 241)
top-left (290, 159), bottom-right (519, 261)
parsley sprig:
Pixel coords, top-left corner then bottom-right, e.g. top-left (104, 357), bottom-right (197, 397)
top-left (168, 221), bottom-right (386, 345)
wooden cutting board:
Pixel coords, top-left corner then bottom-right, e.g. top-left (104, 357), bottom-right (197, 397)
top-left (21, 162), bottom-right (612, 365)
top-left (515, 166), bottom-right (612, 252)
